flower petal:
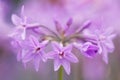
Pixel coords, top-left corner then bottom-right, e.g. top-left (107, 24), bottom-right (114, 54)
top-left (54, 59), bottom-right (61, 71)
top-left (65, 52), bottom-right (79, 63)
top-left (21, 28), bottom-right (26, 40)
top-left (102, 47), bottom-right (108, 64)
top-left (22, 52), bottom-right (33, 63)
top-left (11, 14), bottom-right (22, 26)
top-left (39, 51), bottom-right (47, 62)
top-left (98, 43), bottom-right (102, 54)
top-left (21, 5), bottom-right (25, 17)
top-left (46, 51), bottom-right (57, 59)
top-left (54, 20), bottom-right (63, 34)
top-left (108, 34), bottom-right (116, 40)
top-left (62, 60), bottom-right (70, 75)
top-left (104, 40), bottom-right (114, 53)
top-left (66, 18), bottom-right (72, 28)
top-left (34, 56), bottom-right (40, 72)
top-left (80, 42), bottom-right (99, 57)
top-left (77, 20), bottom-right (91, 33)
top-left (52, 42), bottom-right (62, 52)
top-left (63, 44), bottom-right (72, 53)
top-left (39, 40), bottom-right (49, 48)
top-left (29, 35), bottom-right (40, 47)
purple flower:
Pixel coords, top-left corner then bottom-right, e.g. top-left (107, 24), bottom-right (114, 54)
top-left (10, 30), bottom-right (25, 61)
top-left (46, 42), bottom-right (78, 75)
top-left (96, 29), bottom-right (116, 63)
top-left (11, 39), bottom-right (23, 61)
top-left (54, 18), bottom-right (72, 36)
top-left (85, 26), bottom-right (116, 63)
top-left (80, 42), bottom-right (99, 58)
top-left (11, 6), bottom-right (39, 40)
top-left (21, 35), bottom-right (48, 71)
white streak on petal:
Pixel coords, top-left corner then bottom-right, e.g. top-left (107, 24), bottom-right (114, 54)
top-left (54, 59), bottom-right (61, 71)
top-left (21, 28), bottom-right (26, 40)
top-left (11, 14), bottom-right (22, 26)
top-left (62, 61), bottom-right (70, 75)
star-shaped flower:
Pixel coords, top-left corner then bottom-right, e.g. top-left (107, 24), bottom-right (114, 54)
top-left (95, 28), bottom-right (116, 63)
top-left (21, 35), bottom-right (48, 71)
top-left (11, 6), bottom-right (39, 40)
top-left (46, 42), bottom-right (78, 75)
top-left (85, 26), bottom-right (116, 63)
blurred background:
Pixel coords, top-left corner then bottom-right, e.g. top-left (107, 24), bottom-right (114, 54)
top-left (0, 0), bottom-right (120, 80)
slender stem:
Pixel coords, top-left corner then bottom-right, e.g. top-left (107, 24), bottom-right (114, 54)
top-left (39, 25), bottom-right (59, 38)
top-left (58, 66), bottom-right (63, 80)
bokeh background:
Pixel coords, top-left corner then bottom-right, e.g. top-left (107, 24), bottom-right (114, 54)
top-left (0, 0), bottom-right (120, 80)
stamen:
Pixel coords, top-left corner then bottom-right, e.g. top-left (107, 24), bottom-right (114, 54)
top-left (35, 47), bottom-right (41, 53)
top-left (59, 52), bottom-right (64, 59)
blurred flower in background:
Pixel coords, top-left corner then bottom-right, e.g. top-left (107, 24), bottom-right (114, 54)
top-left (0, 0), bottom-right (120, 80)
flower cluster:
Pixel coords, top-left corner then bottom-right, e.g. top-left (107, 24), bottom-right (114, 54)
top-left (9, 6), bottom-right (116, 75)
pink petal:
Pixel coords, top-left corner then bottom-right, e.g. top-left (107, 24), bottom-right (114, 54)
top-left (39, 40), bottom-right (49, 48)
top-left (63, 44), bottom-right (72, 52)
top-left (29, 35), bottom-right (40, 47)
top-left (22, 52), bottom-right (33, 63)
top-left (62, 60), bottom-right (70, 75)
top-left (66, 18), bottom-right (72, 28)
top-left (65, 52), bottom-right (79, 63)
top-left (20, 6), bottom-right (28, 24)
top-left (11, 14), bottom-right (22, 26)
top-left (34, 56), bottom-right (40, 72)
top-left (21, 28), bottom-right (26, 40)
top-left (52, 42), bottom-right (62, 52)
top-left (102, 47), bottom-right (108, 64)
top-left (64, 18), bottom-right (73, 33)
top-left (21, 5), bottom-right (25, 17)
top-left (54, 20), bottom-right (63, 34)
top-left (46, 51), bottom-right (57, 59)
top-left (104, 40), bottom-right (114, 53)
top-left (77, 20), bottom-right (91, 33)
top-left (40, 51), bottom-right (47, 62)
top-left (98, 43), bottom-right (102, 54)
top-left (54, 59), bottom-right (61, 71)
top-left (22, 16), bottom-right (27, 24)
top-left (108, 34), bottom-right (116, 40)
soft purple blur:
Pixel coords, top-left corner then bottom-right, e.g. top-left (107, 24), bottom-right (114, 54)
top-left (0, 0), bottom-right (120, 80)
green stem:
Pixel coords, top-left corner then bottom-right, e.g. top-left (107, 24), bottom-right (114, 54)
top-left (58, 66), bottom-right (63, 80)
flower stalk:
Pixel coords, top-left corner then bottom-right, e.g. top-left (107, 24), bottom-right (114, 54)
top-left (58, 66), bottom-right (63, 80)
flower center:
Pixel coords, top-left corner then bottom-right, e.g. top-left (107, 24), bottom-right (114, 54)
top-left (22, 24), bottom-right (26, 27)
top-left (59, 52), bottom-right (64, 59)
top-left (35, 47), bottom-right (41, 53)
top-left (99, 35), bottom-right (106, 41)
